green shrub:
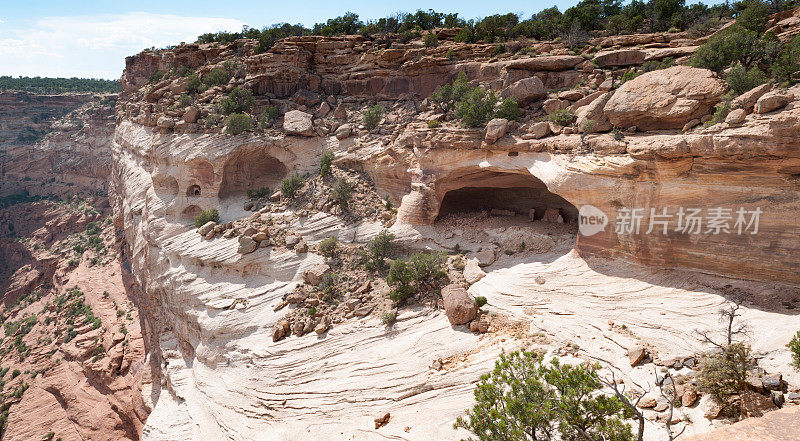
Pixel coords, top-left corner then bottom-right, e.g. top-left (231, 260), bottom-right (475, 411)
top-left (772, 35), bottom-right (800, 83)
top-left (495, 98), bottom-right (519, 121)
top-left (430, 71), bottom-right (471, 114)
top-left (446, 49), bottom-right (456, 60)
top-left (690, 26), bottom-right (766, 73)
top-left (697, 342), bottom-right (751, 415)
top-left (219, 87), bottom-right (254, 115)
top-left (320, 151), bottom-right (334, 176)
top-left (423, 33), bottom-right (439, 48)
top-left (318, 237), bottom-right (338, 258)
top-left (332, 177), bottom-right (353, 209)
top-left (475, 296), bottom-right (488, 308)
top-left (246, 187), bottom-right (270, 199)
top-left (704, 101), bottom-right (730, 127)
top-left (725, 65), bottom-right (767, 95)
top-left (186, 73), bottom-right (205, 95)
top-left (280, 173), bottom-right (304, 199)
top-left (427, 120), bottom-right (442, 128)
top-left (387, 259), bottom-right (415, 303)
top-left (148, 70), bottom-right (166, 84)
top-left (491, 44), bottom-right (506, 56)
top-left (203, 66), bottom-right (233, 87)
top-left (386, 252), bottom-right (447, 304)
top-left (194, 209), bottom-right (219, 228)
top-left (10, 370), bottom-right (19, 379)
top-left (365, 230), bottom-right (396, 269)
top-left (455, 87), bottom-right (498, 128)
top-left (363, 104), bottom-right (385, 131)
top-left (789, 331), bottom-right (800, 370)
top-left (317, 272), bottom-right (337, 301)
top-left (736, 0), bottom-right (769, 34)
top-left (381, 311), bottom-right (397, 326)
top-left (224, 113), bottom-right (253, 135)
top-left (259, 106), bottom-right (281, 130)
top-left (455, 352), bottom-right (634, 441)
top-left (177, 93), bottom-right (193, 108)
top-left (548, 108), bottom-right (575, 125)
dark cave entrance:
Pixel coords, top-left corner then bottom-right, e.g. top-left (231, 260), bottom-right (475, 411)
top-left (218, 151), bottom-right (287, 199)
top-left (434, 172), bottom-right (578, 224)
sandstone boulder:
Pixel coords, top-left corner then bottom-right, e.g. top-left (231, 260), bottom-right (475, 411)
top-left (628, 345), bottom-right (647, 367)
top-left (740, 390), bottom-right (778, 418)
top-left (730, 83), bottom-right (771, 112)
top-left (604, 66), bottom-right (726, 130)
top-left (335, 123), bottom-right (352, 140)
top-left (183, 106), bottom-right (200, 123)
top-left (593, 49), bottom-right (645, 67)
top-left (576, 92), bottom-right (613, 133)
top-left (333, 103), bottom-right (347, 120)
top-left (303, 264), bottom-right (331, 285)
top-left (198, 221), bottom-right (216, 236)
top-left (315, 101), bottom-right (331, 118)
top-left (725, 108), bottom-right (746, 125)
top-left (238, 236), bottom-right (258, 254)
top-left (529, 121), bottom-right (551, 139)
top-left (283, 110), bottom-right (314, 136)
top-left (485, 118), bottom-right (509, 144)
top-left (755, 90), bottom-right (793, 114)
top-left (543, 98), bottom-right (569, 114)
top-left (442, 285), bottom-right (478, 325)
top-left (463, 258), bottom-right (486, 284)
top-left (157, 116), bottom-right (175, 128)
top-left (505, 77), bottom-right (546, 105)
top-left (474, 247), bottom-right (496, 267)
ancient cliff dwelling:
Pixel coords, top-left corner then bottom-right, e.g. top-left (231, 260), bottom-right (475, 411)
top-left (1, 1), bottom-right (800, 440)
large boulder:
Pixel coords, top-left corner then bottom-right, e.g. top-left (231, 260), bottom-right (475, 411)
top-left (237, 236), bottom-right (258, 254)
top-left (576, 92), bottom-right (613, 133)
top-left (485, 118), bottom-right (509, 144)
top-left (730, 83), bottom-right (771, 112)
top-left (604, 66), bottom-right (726, 131)
top-left (303, 264), bottom-right (331, 285)
top-left (505, 77), bottom-right (546, 105)
top-left (442, 285), bottom-right (478, 325)
top-left (593, 49), bottom-right (645, 67)
top-left (283, 110), bottom-right (314, 136)
top-left (754, 90), bottom-right (793, 114)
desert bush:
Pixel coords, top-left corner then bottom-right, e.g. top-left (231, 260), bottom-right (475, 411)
top-left (381, 311), bottom-right (397, 326)
top-left (318, 236), bottom-right (338, 258)
top-left (492, 44), bottom-right (506, 56)
top-left (475, 296), bottom-right (488, 308)
top-left (320, 151), bottom-right (334, 176)
top-left (772, 34), bottom-right (800, 83)
top-left (177, 93), bottom-right (193, 107)
top-left (455, 351), bottom-right (634, 441)
top-left (690, 26), bottom-right (766, 73)
top-left (736, 0), bottom-right (769, 34)
top-left (495, 98), bottom-right (519, 121)
top-left (387, 259), bottom-right (414, 303)
top-left (386, 252), bottom-right (447, 303)
top-left (446, 49), bottom-right (456, 60)
top-left (194, 209), bottom-right (219, 228)
top-left (455, 87), bottom-right (498, 128)
top-left (317, 272), bottom-right (337, 301)
top-left (704, 101), bottom-right (730, 127)
top-left (203, 66), bottom-right (233, 87)
top-left (258, 106), bottom-right (281, 130)
top-left (789, 331), bottom-right (800, 370)
top-left (332, 177), bottom-right (353, 209)
top-left (186, 73), bottom-right (205, 94)
top-left (280, 173), bottom-right (303, 198)
top-left (205, 113), bottom-right (222, 128)
top-left (363, 104), bottom-right (385, 130)
top-left (246, 187), bottom-right (270, 199)
top-left (548, 108), bottom-right (575, 125)
top-left (219, 87), bottom-right (254, 114)
top-left (725, 65), bottom-right (768, 95)
top-left (427, 120), bottom-right (442, 128)
top-left (148, 70), bottom-right (166, 84)
top-left (224, 113), bottom-right (253, 134)
top-left (364, 230), bottom-right (396, 269)
top-left (430, 71), bottom-right (471, 114)
top-left (423, 33), bottom-right (439, 48)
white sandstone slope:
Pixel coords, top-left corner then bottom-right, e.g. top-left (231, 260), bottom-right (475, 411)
top-left (110, 120), bottom-right (799, 441)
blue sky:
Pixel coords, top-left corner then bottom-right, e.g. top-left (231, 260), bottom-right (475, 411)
top-left (0, 1), bottom-right (637, 79)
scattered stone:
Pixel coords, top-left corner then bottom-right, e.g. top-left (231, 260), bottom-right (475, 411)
top-left (474, 247), bottom-right (496, 267)
top-left (654, 400), bottom-right (669, 412)
top-left (335, 123), bottom-right (352, 140)
top-left (505, 77), bottom-right (546, 105)
top-left (315, 101), bottom-right (331, 118)
top-left (285, 234), bottom-right (301, 248)
top-left (542, 98), bottom-right (569, 114)
top-left (292, 320), bottom-right (306, 336)
top-left (354, 280), bottom-right (372, 295)
top-left (755, 91), bottom-right (793, 114)
top-left (269, 191), bottom-right (282, 202)
top-left (682, 119), bottom-right (701, 133)
top-left (315, 321), bottom-right (329, 335)
top-left (157, 116), bottom-right (175, 128)
top-left (198, 221), bottom-right (216, 236)
top-left (638, 396), bottom-right (657, 408)
top-left (442, 284), bottom-right (478, 325)
top-left (237, 236), bottom-right (258, 254)
top-left (354, 304), bottom-right (374, 317)
top-left (628, 346), bottom-right (647, 367)
top-left (333, 103), bottom-right (347, 120)
top-left (346, 298), bottom-right (361, 310)
top-left (731, 83), bottom-right (771, 112)
top-left (529, 121), bottom-right (551, 139)
top-left (463, 258), bottom-right (486, 284)
top-left (489, 208), bottom-right (515, 216)
top-left (272, 324), bottom-right (286, 342)
top-left (772, 390), bottom-right (785, 408)
top-left (485, 118), bottom-right (509, 144)
top-left (283, 110), bottom-right (314, 136)
top-left (703, 397), bottom-right (723, 420)
top-left (295, 241), bottom-right (308, 253)
top-left (252, 232), bottom-right (268, 242)
top-left (183, 106), bottom-right (200, 123)
top-left (374, 412), bottom-right (391, 429)
top-left (786, 392), bottom-right (800, 402)
top-left (303, 264), bottom-right (331, 285)
top-left (682, 386), bottom-right (699, 407)
top-left (725, 108), bottom-right (746, 125)
top-left (285, 292), bottom-right (307, 304)
top-left (431, 359), bottom-right (443, 370)
top-left (593, 49), bottom-right (645, 67)
top-left (761, 373), bottom-right (785, 391)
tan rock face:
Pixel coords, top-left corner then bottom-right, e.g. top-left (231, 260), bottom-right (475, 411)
top-left (283, 110), bottom-right (314, 136)
top-left (604, 66), bottom-right (726, 130)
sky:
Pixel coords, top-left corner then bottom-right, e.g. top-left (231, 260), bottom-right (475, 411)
top-left (0, 0), bottom-right (603, 79)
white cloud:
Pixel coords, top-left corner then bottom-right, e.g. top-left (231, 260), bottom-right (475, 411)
top-left (0, 12), bottom-right (245, 79)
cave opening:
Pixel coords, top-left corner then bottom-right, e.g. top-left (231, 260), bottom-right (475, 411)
top-left (187, 184), bottom-right (201, 196)
top-left (218, 151), bottom-right (288, 199)
top-left (182, 204), bottom-right (202, 220)
top-left (434, 172), bottom-right (578, 225)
